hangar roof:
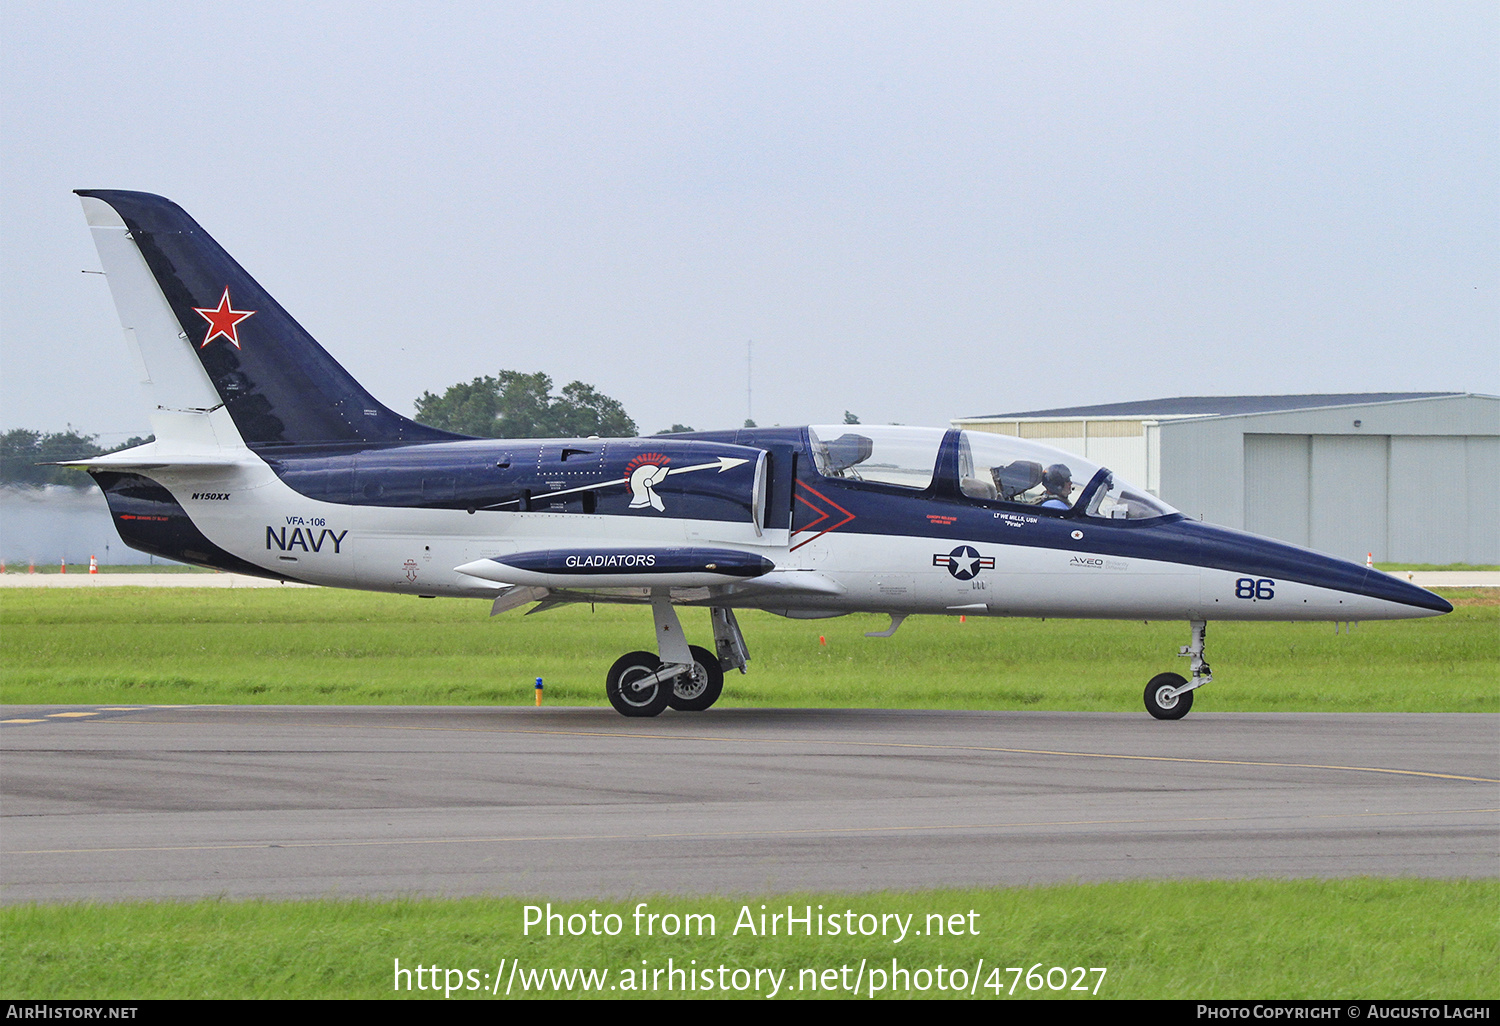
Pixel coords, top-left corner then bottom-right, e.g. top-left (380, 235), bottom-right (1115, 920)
top-left (968, 393), bottom-right (1468, 420)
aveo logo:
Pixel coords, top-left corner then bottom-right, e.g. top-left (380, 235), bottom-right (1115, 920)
top-left (1069, 556), bottom-right (1105, 568)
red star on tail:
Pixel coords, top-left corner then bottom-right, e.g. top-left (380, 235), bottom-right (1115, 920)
top-left (193, 288), bottom-right (255, 349)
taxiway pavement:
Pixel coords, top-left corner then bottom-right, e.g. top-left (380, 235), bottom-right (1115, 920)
top-left (3, 706), bottom-right (1495, 902)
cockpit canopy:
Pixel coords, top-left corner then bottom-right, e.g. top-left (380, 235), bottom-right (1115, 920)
top-left (809, 425), bottom-right (944, 490)
top-left (807, 425), bottom-right (1177, 521)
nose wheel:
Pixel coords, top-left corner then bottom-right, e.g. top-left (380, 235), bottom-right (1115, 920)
top-left (1144, 673), bottom-right (1192, 719)
top-left (1144, 620), bottom-right (1211, 720)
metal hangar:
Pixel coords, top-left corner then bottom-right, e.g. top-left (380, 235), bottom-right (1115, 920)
top-left (954, 393), bottom-right (1498, 565)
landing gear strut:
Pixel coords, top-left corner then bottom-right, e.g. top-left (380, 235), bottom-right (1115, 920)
top-left (1144, 619), bottom-right (1211, 720)
top-left (602, 593), bottom-right (747, 717)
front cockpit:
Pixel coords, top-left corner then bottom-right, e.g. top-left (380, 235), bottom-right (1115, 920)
top-left (956, 429), bottom-right (1176, 520)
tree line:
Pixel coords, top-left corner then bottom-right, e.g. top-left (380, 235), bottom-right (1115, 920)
top-left (413, 371), bottom-right (639, 438)
top-left (6, 369), bottom-right (851, 485)
top-left (2, 371), bottom-right (639, 486)
top-left (412, 370), bottom-right (822, 437)
top-left (0, 429), bottom-right (152, 488)
top-left (3, 368), bottom-right (641, 487)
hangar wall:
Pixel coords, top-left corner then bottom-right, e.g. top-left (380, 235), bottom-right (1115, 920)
top-left (1158, 396), bottom-right (1498, 564)
top-left (959, 395), bottom-right (1498, 565)
top-left (961, 419), bottom-right (1153, 493)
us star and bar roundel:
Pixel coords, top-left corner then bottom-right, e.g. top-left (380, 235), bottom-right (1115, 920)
top-left (934, 545), bottom-right (995, 580)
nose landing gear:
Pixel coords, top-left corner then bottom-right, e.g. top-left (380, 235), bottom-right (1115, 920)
top-left (1144, 672), bottom-right (1192, 719)
top-left (1145, 619), bottom-right (1211, 720)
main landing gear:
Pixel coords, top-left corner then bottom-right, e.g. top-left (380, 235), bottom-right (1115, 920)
top-left (1144, 619), bottom-right (1212, 720)
top-left (603, 592), bottom-right (747, 717)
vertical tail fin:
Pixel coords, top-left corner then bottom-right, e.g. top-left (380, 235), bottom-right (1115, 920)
top-left (77, 190), bottom-right (460, 448)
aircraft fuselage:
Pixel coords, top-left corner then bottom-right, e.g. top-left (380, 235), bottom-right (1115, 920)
top-left (93, 421), bottom-right (1447, 624)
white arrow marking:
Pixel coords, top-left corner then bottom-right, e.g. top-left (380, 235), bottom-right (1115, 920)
top-left (483, 457), bottom-right (750, 508)
top-left (667, 457), bottom-right (749, 476)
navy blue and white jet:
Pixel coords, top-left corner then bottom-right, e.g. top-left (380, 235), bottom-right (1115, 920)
top-left (65, 191), bottom-right (1452, 719)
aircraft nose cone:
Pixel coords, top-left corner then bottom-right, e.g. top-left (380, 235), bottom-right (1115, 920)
top-left (1349, 565), bottom-right (1452, 613)
top-left (1406, 585), bottom-right (1453, 615)
top-left (1168, 520), bottom-right (1453, 614)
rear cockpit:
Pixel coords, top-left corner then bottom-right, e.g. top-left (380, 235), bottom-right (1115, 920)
top-left (808, 425), bottom-right (944, 491)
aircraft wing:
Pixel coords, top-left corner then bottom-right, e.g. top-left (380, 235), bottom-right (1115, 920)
top-left (711, 569), bottom-right (847, 597)
top-left (461, 550), bottom-right (847, 617)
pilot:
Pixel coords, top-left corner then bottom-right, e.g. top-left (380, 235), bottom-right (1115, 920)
top-left (1039, 464), bottom-right (1073, 509)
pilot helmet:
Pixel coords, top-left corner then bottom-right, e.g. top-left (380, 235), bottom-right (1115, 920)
top-left (1042, 464), bottom-right (1072, 493)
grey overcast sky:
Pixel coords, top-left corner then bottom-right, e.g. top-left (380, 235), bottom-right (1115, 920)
top-left (2, 1), bottom-right (1495, 444)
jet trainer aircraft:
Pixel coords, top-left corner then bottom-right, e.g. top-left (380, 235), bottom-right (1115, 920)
top-left (64, 191), bottom-right (1451, 719)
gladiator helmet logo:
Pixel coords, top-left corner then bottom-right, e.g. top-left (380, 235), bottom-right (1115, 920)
top-left (625, 453), bottom-right (672, 511)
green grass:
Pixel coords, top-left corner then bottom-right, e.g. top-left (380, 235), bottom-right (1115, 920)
top-left (1375, 563), bottom-right (1500, 572)
top-left (1, 588), bottom-right (1494, 711)
top-left (3, 591), bottom-right (1494, 1000)
top-left (2, 881), bottom-right (1494, 999)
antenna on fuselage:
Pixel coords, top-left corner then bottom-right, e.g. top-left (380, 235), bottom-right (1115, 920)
top-left (746, 339), bottom-right (753, 427)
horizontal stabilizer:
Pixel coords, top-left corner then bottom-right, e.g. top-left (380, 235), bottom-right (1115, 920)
top-left (51, 439), bottom-right (253, 472)
top-left (42, 428), bottom-right (255, 473)
top-left (52, 454), bottom-right (249, 471)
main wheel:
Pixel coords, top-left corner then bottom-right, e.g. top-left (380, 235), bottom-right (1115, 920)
top-left (668, 645), bottom-right (725, 712)
top-left (1144, 672), bottom-right (1193, 720)
top-left (606, 651), bottom-right (672, 717)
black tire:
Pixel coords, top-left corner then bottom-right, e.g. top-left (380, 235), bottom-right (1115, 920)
top-left (668, 645), bottom-right (725, 712)
top-left (606, 651), bottom-right (672, 717)
top-left (1144, 672), bottom-right (1193, 720)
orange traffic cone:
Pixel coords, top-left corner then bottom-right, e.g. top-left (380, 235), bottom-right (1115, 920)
top-left (28, 560), bottom-right (35, 574)
top-left (60, 558), bottom-right (66, 574)
top-left (89, 555), bottom-right (98, 574)
top-left (1366, 552), bottom-right (1373, 568)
